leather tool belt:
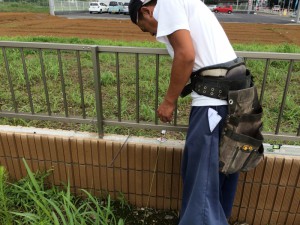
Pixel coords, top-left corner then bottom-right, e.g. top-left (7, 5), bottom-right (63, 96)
top-left (180, 57), bottom-right (264, 174)
top-left (180, 57), bottom-right (248, 98)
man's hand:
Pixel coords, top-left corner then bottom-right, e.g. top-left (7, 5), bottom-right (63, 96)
top-left (157, 29), bottom-right (195, 123)
top-left (157, 99), bottom-right (175, 123)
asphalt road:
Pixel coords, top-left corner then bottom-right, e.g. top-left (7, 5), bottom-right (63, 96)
top-left (61, 11), bottom-right (299, 24)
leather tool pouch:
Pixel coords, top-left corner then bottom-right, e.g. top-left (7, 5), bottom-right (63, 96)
top-left (219, 85), bottom-right (264, 174)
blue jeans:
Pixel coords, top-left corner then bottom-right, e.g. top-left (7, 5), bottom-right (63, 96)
top-left (179, 106), bottom-right (239, 225)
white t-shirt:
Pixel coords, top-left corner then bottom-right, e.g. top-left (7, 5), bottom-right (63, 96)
top-left (153, 0), bottom-right (237, 106)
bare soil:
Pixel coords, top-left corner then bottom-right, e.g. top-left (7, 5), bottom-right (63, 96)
top-left (0, 12), bottom-right (300, 45)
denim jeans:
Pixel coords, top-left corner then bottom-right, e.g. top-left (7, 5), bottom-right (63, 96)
top-left (179, 106), bottom-right (239, 225)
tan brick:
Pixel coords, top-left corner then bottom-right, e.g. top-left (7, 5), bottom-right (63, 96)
top-left (253, 157), bottom-right (266, 183)
top-left (234, 181), bottom-right (243, 206)
top-left (99, 141), bottom-right (107, 166)
top-left (53, 137), bottom-right (64, 162)
top-left (293, 214), bottom-right (300, 225)
top-left (277, 211), bottom-right (288, 225)
top-left (120, 141), bottom-right (128, 169)
top-left (245, 169), bottom-right (255, 183)
top-left (238, 207), bottom-right (247, 222)
top-left (91, 139), bottom-right (99, 166)
top-left (241, 182), bottom-right (251, 208)
top-left (253, 209), bottom-right (263, 225)
top-left (257, 185), bottom-right (268, 210)
top-left (281, 186), bottom-right (295, 212)
top-left (77, 139), bottom-right (85, 164)
top-left (248, 183), bottom-right (260, 208)
top-left (273, 186), bottom-right (285, 212)
top-left (289, 188), bottom-right (300, 213)
top-left (48, 136), bottom-right (58, 162)
top-left (135, 144), bottom-right (143, 170)
top-left (285, 213), bottom-right (295, 225)
top-left (270, 157), bottom-right (284, 185)
top-left (260, 210), bottom-right (271, 225)
top-left (165, 147), bottom-right (173, 173)
top-left (245, 208), bottom-right (255, 224)
top-left (172, 147), bottom-right (182, 174)
top-left (269, 211), bottom-right (279, 225)
top-left (142, 145), bottom-right (150, 170)
top-left (27, 134), bottom-right (38, 160)
top-left (279, 158), bottom-right (293, 186)
top-left (262, 157), bottom-right (275, 184)
top-left (111, 142), bottom-right (120, 167)
top-left (84, 139), bottom-right (93, 165)
top-left (265, 185), bottom-right (277, 210)
top-left (288, 159), bottom-right (300, 186)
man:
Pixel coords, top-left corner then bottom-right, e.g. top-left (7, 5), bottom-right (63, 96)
top-left (129, 0), bottom-right (248, 224)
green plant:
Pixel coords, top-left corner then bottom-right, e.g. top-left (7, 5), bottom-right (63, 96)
top-left (117, 192), bottom-right (131, 210)
top-left (0, 166), bottom-right (13, 225)
top-left (0, 159), bottom-right (125, 225)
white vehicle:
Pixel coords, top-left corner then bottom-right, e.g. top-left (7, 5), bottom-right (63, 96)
top-left (207, 5), bottom-right (217, 11)
top-left (123, 2), bottom-right (129, 15)
top-left (272, 5), bottom-right (281, 12)
top-left (108, 1), bottom-right (124, 14)
top-left (89, 2), bottom-right (108, 14)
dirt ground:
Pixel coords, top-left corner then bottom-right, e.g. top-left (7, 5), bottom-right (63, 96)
top-left (0, 12), bottom-right (300, 45)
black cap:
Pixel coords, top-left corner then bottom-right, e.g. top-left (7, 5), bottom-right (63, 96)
top-left (129, 0), bottom-right (152, 24)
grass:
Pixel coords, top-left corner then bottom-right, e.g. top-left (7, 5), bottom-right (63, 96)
top-left (0, 161), bottom-right (179, 225)
top-left (0, 160), bottom-right (125, 225)
top-left (0, 2), bottom-right (49, 13)
top-left (0, 36), bottom-right (299, 142)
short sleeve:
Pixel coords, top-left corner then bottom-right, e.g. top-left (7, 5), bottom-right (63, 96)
top-left (154, 0), bottom-right (190, 40)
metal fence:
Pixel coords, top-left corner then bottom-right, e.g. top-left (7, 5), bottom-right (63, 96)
top-left (0, 41), bottom-right (299, 141)
top-left (52, 0), bottom-right (89, 12)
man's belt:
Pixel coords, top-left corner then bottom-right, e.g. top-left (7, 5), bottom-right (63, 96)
top-left (180, 58), bottom-right (250, 98)
top-left (191, 72), bottom-right (252, 100)
top-left (197, 57), bottom-right (244, 77)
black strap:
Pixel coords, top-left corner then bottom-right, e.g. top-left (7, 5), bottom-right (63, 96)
top-left (193, 73), bottom-right (252, 100)
top-left (180, 57), bottom-right (248, 98)
top-left (224, 128), bottom-right (263, 147)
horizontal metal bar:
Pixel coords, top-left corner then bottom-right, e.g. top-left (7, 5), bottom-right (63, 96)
top-left (236, 51), bottom-right (300, 60)
top-left (0, 111), bottom-right (96, 124)
top-left (263, 133), bottom-right (300, 141)
top-left (97, 46), bottom-right (169, 55)
top-left (103, 120), bottom-right (189, 132)
top-left (0, 41), bottom-right (94, 51)
top-left (1, 42), bottom-right (299, 60)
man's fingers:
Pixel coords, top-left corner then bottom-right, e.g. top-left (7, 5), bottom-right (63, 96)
top-left (159, 115), bottom-right (172, 123)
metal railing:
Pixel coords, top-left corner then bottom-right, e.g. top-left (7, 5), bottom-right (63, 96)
top-left (0, 41), bottom-right (299, 141)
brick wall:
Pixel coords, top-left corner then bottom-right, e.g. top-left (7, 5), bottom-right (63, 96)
top-left (0, 129), bottom-right (299, 225)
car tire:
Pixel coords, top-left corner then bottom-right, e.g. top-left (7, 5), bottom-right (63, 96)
top-left (228, 10), bottom-right (232, 14)
top-left (99, 9), bottom-right (102, 14)
top-left (214, 10), bottom-right (218, 13)
top-left (89, 12), bottom-right (92, 14)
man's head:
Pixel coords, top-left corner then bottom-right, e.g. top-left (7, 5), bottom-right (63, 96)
top-left (129, 0), bottom-right (157, 36)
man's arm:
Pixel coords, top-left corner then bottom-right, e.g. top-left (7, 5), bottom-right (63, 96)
top-left (157, 29), bottom-right (195, 123)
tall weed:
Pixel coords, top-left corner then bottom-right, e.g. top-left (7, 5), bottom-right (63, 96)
top-left (0, 159), bottom-right (124, 225)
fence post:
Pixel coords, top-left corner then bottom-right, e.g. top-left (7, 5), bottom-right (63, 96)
top-left (91, 46), bottom-right (104, 138)
top-left (49, 0), bottom-right (55, 15)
